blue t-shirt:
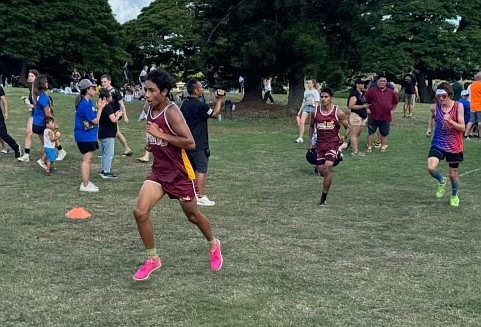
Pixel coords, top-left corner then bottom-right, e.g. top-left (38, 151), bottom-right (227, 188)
top-left (74, 97), bottom-right (98, 142)
top-left (33, 92), bottom-right (50, 126)
top-left (458, 98), bottom-right (470, 124)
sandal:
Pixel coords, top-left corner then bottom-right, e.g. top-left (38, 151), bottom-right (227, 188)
top-left (122, 150), bottom-right (133, 157)
top-left (136, 157), bottom-right (149, 163)
top-left (380, 145), bottom-right (388, 152)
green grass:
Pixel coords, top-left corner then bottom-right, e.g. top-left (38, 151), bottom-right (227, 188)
top-left (1, 87), bottom-right (481, 326)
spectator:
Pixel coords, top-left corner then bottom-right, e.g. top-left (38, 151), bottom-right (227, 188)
top-left (74, 79), bottom-right (106, 192)
top-left (180, 79), bottom-right (224, 206)
top-left (295, 79), bottom-right (319, 143)
top-left (139, 65), bottom-right (148, 89)
top-left (42, 116), bottom-right (61, 175)
top-left (458, 90), bottom-right (470, 133)
top-left (263, 77), bottom-right (274, 104)
top-left (401, 73), bottom-right (418, 118)
top-left (0, 84), bottom-right (21, 159)
top-left (98, 88), bottom-right (123, 179)
top-left (464, 71), bottom-right (481, 139)
top-left (71, 68), bottom-right (81, 91)
top-left (100, 74), bottom-right (133, 156)
top-left (347, 79), bottom-right (369, 156)
top-left (365, 74), bottom-right (399, 152)
top-left (451, 73), bottom-right (463, 101)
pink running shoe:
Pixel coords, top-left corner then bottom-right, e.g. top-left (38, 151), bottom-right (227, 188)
top-left (210, 239), bottom-right (223, 272)
top-left (133, 257), bottom-right (161, 281)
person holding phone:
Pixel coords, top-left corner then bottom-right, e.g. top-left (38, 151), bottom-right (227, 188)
top-left (180, 79), bottom-right (224, 206)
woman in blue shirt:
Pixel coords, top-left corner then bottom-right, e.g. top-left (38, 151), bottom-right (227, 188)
top-left (74, 79), bottom-right (106, 192)
top-left (31, 75), bottom-right (52, 169)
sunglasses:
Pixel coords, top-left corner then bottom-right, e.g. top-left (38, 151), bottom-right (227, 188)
top-left (436, 94), bottom-right (448, 99)
top-left (320, 95), bottom-right (330, 98)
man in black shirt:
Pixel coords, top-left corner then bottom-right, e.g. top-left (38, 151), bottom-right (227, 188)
top-left (0, 86), bottom-right (21, 158)
top-left (180, 79), bottom-right (224, 206)
top-left (100, 74), bottom-right (133, 156)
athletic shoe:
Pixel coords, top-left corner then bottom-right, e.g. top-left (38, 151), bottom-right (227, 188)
top-left (17, 153), bottom-right (30, 162)
top-left (450, 195), bottom-right (460, 207)
top-left (133, 257), bottom-right (162, 281)
top-left (210, 239), bottom-right (223, 272)
top-left (319, 198), bottom-right (327, 206)
top-left (374, 142), bottom-right (381, 148)
top-left (380, 145), bottom-right (388, 152)
top-left (79, 181), bottom-right (99, 193)
top-left (295, 137), bottom-right (303, 143)
top-left (366, 147), bottom-right (372, 153)
top-left (100, 171), bottom-right (118, 179)
top-left (197, 195), bottom-right (215, 206)
top-left (1, 148), bottom-right (13, 154)
top-left (37, 159), bottom-right (47, 171)
top-left (57, 149), bottom-right (67, 161)
top-left (435, 177), bottom-right (447, 198)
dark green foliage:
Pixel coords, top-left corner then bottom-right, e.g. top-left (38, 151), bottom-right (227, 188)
top-left (0, 0), bottom-right (129, 86)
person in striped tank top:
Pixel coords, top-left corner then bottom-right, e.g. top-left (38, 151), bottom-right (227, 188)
top-left (308, 87), bottom-right (350, 206)
top-left (426, 82), bottom-right (465, 207)
top-left (132, 69), bottom-right (223, 281)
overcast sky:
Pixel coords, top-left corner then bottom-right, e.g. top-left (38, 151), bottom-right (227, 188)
top-left (108, 0), bottom-right (153, 24)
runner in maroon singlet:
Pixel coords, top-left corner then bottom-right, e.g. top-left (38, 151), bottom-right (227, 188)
top-left (132, 69), bottom-right (223, 281)
top-left (308, 87), bottom-right (350, 206)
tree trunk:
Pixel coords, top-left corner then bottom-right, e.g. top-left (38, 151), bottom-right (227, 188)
top-left (416, 70), bottom-right (434, 103)
top-left (241, 72), bottom-right (263, 102)
top-left (287, 76), bottom-right (304, 108)
top-left (18, 61), bottom-right (27, 86)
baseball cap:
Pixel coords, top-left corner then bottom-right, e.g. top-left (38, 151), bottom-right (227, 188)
top-left (78, 79), bottom-right (97, 90)
top-left (461, 90), bottom-right (469, 96)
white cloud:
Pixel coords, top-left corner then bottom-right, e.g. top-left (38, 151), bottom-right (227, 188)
top-left (108, 0), bottom-right (154, 24)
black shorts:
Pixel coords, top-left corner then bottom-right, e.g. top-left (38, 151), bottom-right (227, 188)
top-left (77, 141), bottom-right (99, 154)
top-left (187, 149), bottom-right (210, 173)
top-left (428, 145), bottom-right (463, 167)
top-left (32, 124), bottom-right (45, 135)
top-left (367, 120), bottom-right (390, 136)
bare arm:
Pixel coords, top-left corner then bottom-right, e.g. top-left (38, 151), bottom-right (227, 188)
top-left (209, 90), bottom-right (224, 118)
top-left (1, 95), bottom-right (8, 120)
top-left (118, 99), bottom-right (129, 123)
top-left (426, 104), bottom-right (436, 137)
top-left (307, 111), bottom-right (315, 149)
top-left (90, 98), bottom-right (107, 125)
top-left (147, 106), bottom-right (195, 150)
top-left (348, 95), bottom-right (369, 111)
top-left (338, 110), bottom-right (351, 138)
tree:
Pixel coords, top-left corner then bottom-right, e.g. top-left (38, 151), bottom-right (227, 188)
top-left (122, 0), bottom-right (198, 81)
top-left (359, 1), bottom-right (481, 102)
top-left (0, 0), bottom-right (129, 86)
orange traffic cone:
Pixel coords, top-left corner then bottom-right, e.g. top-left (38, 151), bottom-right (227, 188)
top-left (66, 207), bottom-right (91, 219)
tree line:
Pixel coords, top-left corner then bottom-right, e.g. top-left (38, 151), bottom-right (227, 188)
top-left (0, 0), bottom-right (480, 104)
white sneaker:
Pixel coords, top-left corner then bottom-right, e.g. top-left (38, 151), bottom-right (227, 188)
top-left (17, 153), bottom-right (30, 162)
top-left (79, 181), bottom-right (99, 193)
top-left (0, 148), bottom-right (7, 154)
top-left (37, 159), bottom-right (47, 171)
top-left (295, 137), bottom-right (303, 143)
top-left (197, 195), bottom-right (215, 206)
top-left (57, 149), bottom-right (67, 161)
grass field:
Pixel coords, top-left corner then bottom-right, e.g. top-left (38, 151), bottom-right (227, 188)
top-left (1, 87), bottom-right (481, 326)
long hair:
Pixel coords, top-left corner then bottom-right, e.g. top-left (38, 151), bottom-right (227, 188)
top-left (36, 75), bottom-right (49, 93)
top-left (28, 69), bottom-right (39, 104)
top-left (74, 88), bottom-right (89, 108)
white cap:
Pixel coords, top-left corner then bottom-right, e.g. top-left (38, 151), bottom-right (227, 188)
top-left (461, 90), bottom-right (469, 96)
